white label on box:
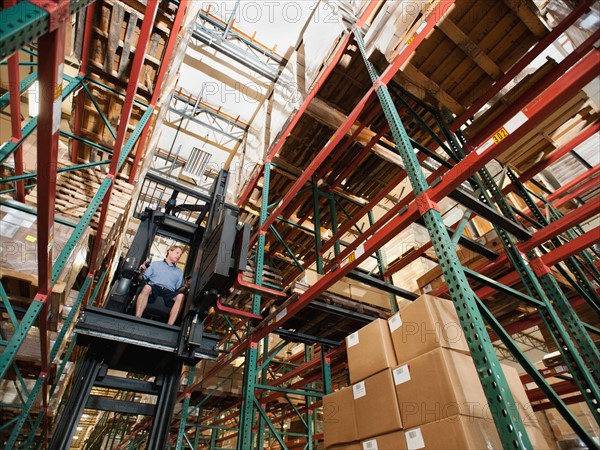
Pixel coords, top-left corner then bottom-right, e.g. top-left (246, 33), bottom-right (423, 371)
top-left (353, 381), bottom-right (366, 399)
top-left (393, 364), bottom-right (411, 385)
top-left (347, 331), bottom-right (359, 348)
top-left (362, 439), bottom-right (378, 450)
top-left (275, 307), bottom-right (287, 322)
top-left (388, 313), bottom-right (402, 332)
top-left (405, 428), bottom-right (425, 449)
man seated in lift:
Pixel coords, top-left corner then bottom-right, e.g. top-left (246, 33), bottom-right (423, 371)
top-left (135, 245), bottom-right (188, 325)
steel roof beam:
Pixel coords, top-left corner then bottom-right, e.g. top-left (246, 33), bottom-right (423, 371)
top-left (192, 25), bottom-right (280, 82)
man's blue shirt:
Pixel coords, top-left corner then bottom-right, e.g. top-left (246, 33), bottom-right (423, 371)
top-left (144, 260), bottom-right (183, 291)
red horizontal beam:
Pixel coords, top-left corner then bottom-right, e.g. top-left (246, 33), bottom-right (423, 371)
top-left (385, 242), bottom-right (432, 277)
top-left (526, 380), bottom-right (577, 402)
top-left (546, 164), bottom-right (600, 203)
top-left (552, 175), bottom-right (600, 209)
top-left (473, 225), bottom-right (600, 301)
top-left (439, 202), bottom-right (600, 298)
top-left (541, 225), bottom-right (600, 268)
top-left (533, 395), bottom-right (583, 412)
top-left (429, 49), bottom-right (600, 203)
top-left (506, 122), bottom-right (600, 194)
top-left (519, 197), bottom-right (600, 254)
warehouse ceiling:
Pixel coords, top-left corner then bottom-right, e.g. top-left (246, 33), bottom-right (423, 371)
top-left (158, 0), bottom-right (322, 173)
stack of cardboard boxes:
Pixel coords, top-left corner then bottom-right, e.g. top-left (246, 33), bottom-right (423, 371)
top-left (323, 294), bottom-right (550, 449)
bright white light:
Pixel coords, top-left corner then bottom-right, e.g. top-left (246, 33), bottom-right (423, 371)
top-left (28, 81), bottom-right (39, 118)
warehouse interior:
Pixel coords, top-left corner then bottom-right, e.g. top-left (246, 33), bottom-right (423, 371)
top-left (1, 0), bottom-right (599, 448)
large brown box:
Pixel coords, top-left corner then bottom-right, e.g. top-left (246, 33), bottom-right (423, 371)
top-left (525, 424), bottom-right (554, 449)
top-left (393, 348), bottom-right (489, 428)
top-left (329, 443), bottom-right (361, 450)
top-left (347, 318), bottom-right (397, 384)
top-left (545, 402), bottom-right (600, 444)
top-left (403, 415), bottom-right (501, 449)
top-left (323, 387), bottom-right (359, 448)
top-left (353, 369), bottom-right (403, 440)
top-left (361, 431), bottom-right (407, 450)
top-left (388, 295), bottom-right (469, 364)
top-left (502, 364), bottom-right (541, 428)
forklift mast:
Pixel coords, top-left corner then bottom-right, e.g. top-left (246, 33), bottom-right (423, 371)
top-left (49, 170), bottom-right (250, 450)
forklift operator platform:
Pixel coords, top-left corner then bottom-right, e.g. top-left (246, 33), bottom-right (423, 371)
top-left (135, 245), bottom-right (186, 324)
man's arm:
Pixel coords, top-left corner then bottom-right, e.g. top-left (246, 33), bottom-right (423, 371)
top-left (142, 262), bottom-right (154, 282)
top-left (178, 276), bottom-right (191, 294)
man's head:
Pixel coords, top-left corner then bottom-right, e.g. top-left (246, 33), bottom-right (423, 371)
top-left (166, 245), bottom-right (184, 265)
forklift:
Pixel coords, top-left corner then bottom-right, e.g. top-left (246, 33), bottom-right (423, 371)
top-left (49, 170), bottom-right (251, 449)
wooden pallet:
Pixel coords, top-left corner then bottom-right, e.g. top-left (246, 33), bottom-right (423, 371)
top-left (84, 0), bottom-right (174, 98)
top-left (25, 158), bottom-right (133, 240)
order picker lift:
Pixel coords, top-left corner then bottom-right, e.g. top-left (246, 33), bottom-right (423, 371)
top-left (49, 170), bottom-right (251, 450)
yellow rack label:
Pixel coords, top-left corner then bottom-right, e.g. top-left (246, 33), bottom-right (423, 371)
top-left (492, 127), bottom-right (509, 144)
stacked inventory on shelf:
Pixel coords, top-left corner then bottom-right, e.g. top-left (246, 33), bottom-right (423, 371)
top-left (324, 295), bottom-right (552, 449)
top-left (173, 1), bottom-right (600, 448)
top-left (2, 0), bottom-right (599, 447)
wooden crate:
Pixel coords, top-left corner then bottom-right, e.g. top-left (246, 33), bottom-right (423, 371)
top-left (76, 79), bottom-right (145, 155)
top-left (87, 0), bottom-right (171, 98)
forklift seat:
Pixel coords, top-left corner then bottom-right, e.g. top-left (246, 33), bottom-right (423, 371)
top-left (136, 282), bottom-right (174, 323)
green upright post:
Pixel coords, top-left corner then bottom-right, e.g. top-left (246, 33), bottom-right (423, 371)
top-left (238, 163), bottom-right (272, 449)
top-left (305, 345), bottom-right (313, 450)
top-left (354, 31), bottom-right (532, 449)
top-left (176, 366), bottom-right (195, 449)
top-left (328, 194), bottom-right (341, 257)
top-left (210, 415), bottom-right (220, 449)
top-left (256, 336), bottom-right (270, 450)
top-left (313, 183), bottom-right (324, 274)
top-left (368, 210), bottom-right (398, 312)
top-left (321, 349), bottom-right (332, 396)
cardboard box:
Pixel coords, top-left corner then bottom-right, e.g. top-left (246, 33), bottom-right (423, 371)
top-left (545, 402), bottom-right (600, 444)
top-left (403, 415), bottom-right (501, 449)
top-left (323, 387), bottom-right (359, 448)
top-left (534, 411), bottom-right (559, 450)
top-left (361, 431), bottom-right (407, 450)
top-left (354, 369), bottom-right (403, 440)
top-left (525, 424), bottom-right (553, 449)
top-left (347, 319), bottom-right (397, 384)
top-left (393, 348), bottom-right (490, 428)
top-left (502, 364), bottom-right (541, 428)
top-left (329, 443), bottom-right (362, 450)
top-left (388, 295), bottom-right (469, 364)
top-left (304, 269), bottom-right (392, 310)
